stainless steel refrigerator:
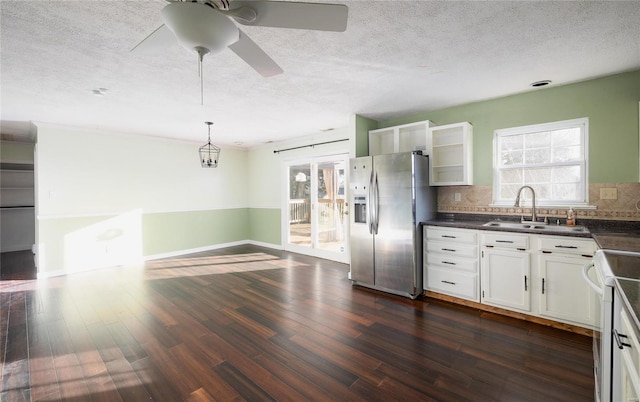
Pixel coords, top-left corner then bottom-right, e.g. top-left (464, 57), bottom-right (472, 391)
top-left (348, 151), bottom-right (436, 299)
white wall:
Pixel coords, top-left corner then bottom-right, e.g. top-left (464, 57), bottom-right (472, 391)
top-left (34, 123), bottom-right (250, 275)
top-left (247, 128), bottom-right (351, 210)
top-left (36, 124), bottom-right (249, 217)
top-left (247, 145), bottom-right (281, 209)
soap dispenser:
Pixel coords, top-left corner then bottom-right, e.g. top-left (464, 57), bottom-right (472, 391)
top-left (566, 208), bottom-right (575, 227)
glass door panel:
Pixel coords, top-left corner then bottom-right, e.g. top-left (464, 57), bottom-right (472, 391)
top-left (284, 155), bottom-right (349, 263)
top-left (288, 164), bottom-right (311, 248)
top-left (316, 161), bottom-right (347, 254)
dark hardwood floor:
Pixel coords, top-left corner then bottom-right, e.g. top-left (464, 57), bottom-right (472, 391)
top-left (1, 251), bottom-right (37, 280)
top-left (1, 245), bottom-right (594, 401)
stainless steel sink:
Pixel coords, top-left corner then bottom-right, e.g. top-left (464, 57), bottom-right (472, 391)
top-left (482, 221), bottom-right (590, 234)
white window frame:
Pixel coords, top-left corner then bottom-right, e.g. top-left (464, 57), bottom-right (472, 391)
top-left (492, 117), bottom-right (590, 208)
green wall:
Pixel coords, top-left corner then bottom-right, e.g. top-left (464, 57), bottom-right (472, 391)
top-left (143, 209), bottom-right (249, 255)
top-left (248, 208), bottom-right (281, 245)
top-left (354, 115), bottom-right (379, 157)
top-left (367, 69), bottom-right (640, 185)
top-left (37, 208), bottom-right (251, 275)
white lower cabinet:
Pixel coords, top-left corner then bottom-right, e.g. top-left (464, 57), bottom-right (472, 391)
top-left (538, 254), bottom-right (595, 326)
top-left (537, 235), bottom-right (597, 327)
top-left (425, 267), bottom-right (478, 301)
top-left (481, 247), bottom-right (531, 311)
top-left (478, 230), bottom-right (596, 329)
top-left (424, 226), bottom-right (479, 302)
top-left (480, 231), bottom-right (531, 312)
top-left (425, 226), bottom-right (598, 329)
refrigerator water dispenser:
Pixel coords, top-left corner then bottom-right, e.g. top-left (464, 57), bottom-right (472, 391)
top-left (353, 196), bottom-right (367, 223)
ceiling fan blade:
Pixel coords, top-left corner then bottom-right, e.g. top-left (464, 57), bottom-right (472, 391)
top-left (228, 1), bottom-right (348, 32)
top-left (228, 30), bottom-right (283, 77)
top-left (131, 24), bottom-right (176, 53)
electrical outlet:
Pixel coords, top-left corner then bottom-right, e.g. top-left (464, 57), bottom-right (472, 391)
top-left (454, 193), bottom-right (461, 202)
top-left (600, 188), bottom-right (618, 200)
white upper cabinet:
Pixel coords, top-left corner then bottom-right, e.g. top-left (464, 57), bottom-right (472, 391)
top-left (428, 122), bottom-right (473, 186)
top-left (368, 120), bottom-right (431, 156)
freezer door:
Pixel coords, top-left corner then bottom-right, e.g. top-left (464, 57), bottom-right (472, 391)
top-left (349, 156), bottom-right (374, 285)
top-left (373, 152), bottom-right (416, 294)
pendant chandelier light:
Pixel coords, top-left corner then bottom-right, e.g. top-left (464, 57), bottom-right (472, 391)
top-left (199, 121), bottom-right (221, 168)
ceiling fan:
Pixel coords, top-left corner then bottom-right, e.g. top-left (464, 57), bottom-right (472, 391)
top-left (132, 0), bottom-right (349, 78)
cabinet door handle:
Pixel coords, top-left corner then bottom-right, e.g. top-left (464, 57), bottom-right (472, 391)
top-left (442, 261), bottom-right (456, 265)
top-left (496, 240), bottom-right (514, 243)
top-left (555, 245), bottom-right (578, 249)
top-left (524, 275), bottom-right (528, 291)
top-left (441, 280), bottom-right (456, 285)
top-left (542, 278), bottom-right (545, 294)
top-left (442, 235), bottom-right (457, 239)
top-left (613, 329), bottom-right (632, 350)
top-left (442, 248), bottom-right (456, 252)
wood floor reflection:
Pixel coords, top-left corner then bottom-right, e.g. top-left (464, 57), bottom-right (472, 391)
top-left (1, 244), bottom-right (593, 401)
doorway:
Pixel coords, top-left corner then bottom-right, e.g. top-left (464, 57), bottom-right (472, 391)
top-left (0, 140), bottom-right (37, 280)
top-left (283, 154), bottom-right (349, 263)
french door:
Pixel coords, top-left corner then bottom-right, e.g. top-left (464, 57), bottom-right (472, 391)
top-left (283, 154), bottom-right (349, 263)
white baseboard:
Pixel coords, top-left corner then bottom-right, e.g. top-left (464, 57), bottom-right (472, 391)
top-left (37, 240), bottom-right (284, 279)
top-left (143, 240), bottom-right (247, 261)
top-left (245, 240), bottom-right (283, 250)
top-left (37, 260), bottom-right (142, 279)
top-left (143, 240), bottom-right (282, 260)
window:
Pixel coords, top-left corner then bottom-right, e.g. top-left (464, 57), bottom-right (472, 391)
top-left (493, 118), bottom-right (588, 206)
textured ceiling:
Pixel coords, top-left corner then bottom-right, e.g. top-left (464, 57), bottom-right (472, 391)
top-left (1, 0), bottom-right (639, 146)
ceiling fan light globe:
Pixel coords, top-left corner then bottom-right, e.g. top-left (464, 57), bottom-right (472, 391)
top-left (162, 3), bottom-right (239, 55)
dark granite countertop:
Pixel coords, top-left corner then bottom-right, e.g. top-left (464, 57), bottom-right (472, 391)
top-left (604, 252), bottom-right (640, 281)
top-left (422, 219), bottom-right (487, 231)
top-left (592, 234), bottom-right (640, 254)
top-left (422, 213), bottom-right (640, 248)
top-left (601, 251), bottom-right (640, 335)
top-left (615, 278), bottom-right (640, 339)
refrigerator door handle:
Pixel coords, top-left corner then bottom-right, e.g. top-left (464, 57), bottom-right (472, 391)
top-left (367, 170), bottom-right (374, 234)
top-left (373, 171), bottom-right (379, 234)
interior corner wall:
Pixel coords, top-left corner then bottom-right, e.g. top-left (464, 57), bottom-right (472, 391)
top-left (247, 144), bottom-right (282, 247)
top-left (353, 115), bottom-right (379, 157)
top-left (34, 125), bottom-right (250, 276)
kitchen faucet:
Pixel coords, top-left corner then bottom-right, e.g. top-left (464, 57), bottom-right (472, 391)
top-left (514, 185), bottom-right (543, 224)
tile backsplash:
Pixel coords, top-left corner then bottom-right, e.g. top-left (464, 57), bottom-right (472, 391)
top-left (438, 183), bottom-right (640, 221)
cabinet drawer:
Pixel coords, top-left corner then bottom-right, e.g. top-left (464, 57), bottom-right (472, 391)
top-left (426, 226), bottom-right (477, 244)
top-left (538, 236), bottom-right (596, 257)
top-left (482, 232), bottom-right (529, 250)
top-left (425, 267), bottom-right (478, 301)
top-left (425, 253), bottom-right (477, 272)
top-left (426, 241), bottom-right (477, 258)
